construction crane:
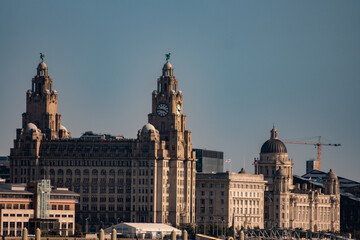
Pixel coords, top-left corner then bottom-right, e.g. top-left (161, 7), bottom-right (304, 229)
top-left (283, 136), bottom-right (341, 171)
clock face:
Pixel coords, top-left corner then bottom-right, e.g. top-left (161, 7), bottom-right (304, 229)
top-left (176, 104), bottom-right (181, 116)
top-left (156, 103), bottom-right (169, 117)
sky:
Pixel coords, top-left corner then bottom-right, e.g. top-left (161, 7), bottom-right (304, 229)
top-left (0, 1), bottom-right (359, 181)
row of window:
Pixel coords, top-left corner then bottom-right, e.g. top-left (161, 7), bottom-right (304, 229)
top-left (49, 214), bottom-right (73, 218)
top-left (51, 204), bottom-right (70, 210)
top-left (3, 222), bottom-right (29, 228)
top-left (44, 168), bottom-right (156, 176)
top-left (232, 191), bottom-right (261, 198)
top-left (3, 213), bottom-right (30, 217)
top-left (0, 204), bottom-right (28, 210)
top-left (200, 191), bottom-right (225, 196)
top-left (82, 195), bottom-right (154, 203)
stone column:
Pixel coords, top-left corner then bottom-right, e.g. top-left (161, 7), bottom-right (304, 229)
top-left (35, 228), bottom-right (41, 240)
top-left (172, 230), bottom-right (176, 240)
top-left (240, 231), bottom-right (244, 240)
top-left (112, 228), bottom-right (117, 240)
top-left (22, 228), bottom-right (28, 240)
top-left (183, 230), bottom-right (188, 240)
top-left (99, 228), bottom-right (104, 240)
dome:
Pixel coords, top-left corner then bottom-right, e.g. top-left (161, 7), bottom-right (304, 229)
top-left (261, 139), bottom-right (287, 154)
top-left (276, 168), bottom-right (287, 176)
top-left (238, 168), bottom-right (247, 174)
top-left (142, 123), bottom-right (156, 133)
top-left (60, 125), bottom-right (68, 132)
top-left (37, 61), bottom-right (47, 70)
top-left (260, 125), bottom-right (287, 154)
top-left (25, 123), bottom-right (38, 133)
top-left (163, 61), bottom-right (173, 69)
top-left (326, 169), bottom-right (337, 179)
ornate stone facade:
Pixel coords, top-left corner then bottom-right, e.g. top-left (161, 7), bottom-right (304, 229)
top-left (9, 59), bottom-right (196, 231)
top-left (255, 126), bottom-right (340, 232)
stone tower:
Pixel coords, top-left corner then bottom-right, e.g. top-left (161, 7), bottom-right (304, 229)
top-left (22, 59), bottom-right (65, 140)
top-left (10, 58), bottom-right (70, 183)
top-left (148, 60), bottom-right (196, 225)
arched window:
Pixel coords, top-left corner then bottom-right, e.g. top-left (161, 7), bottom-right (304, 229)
top-left (58, 169), bottom-right (64, 175)
top-left (50, 169), bottom-right (55, 176)
top-left (84, 169), bottom-right (89, 175)
top-left (126, 169), bottom-right (131, 176)
top-left (92, 169), bottom-right (98, 176)
top-left (101, 170), bottom-right (106, 176)
top-left (118, 169), bottom-right (124, 176)
top-left (109, 170), bottom-right (115, 176)
top-left (66, 169), bottom-right (72, 176)
top-left (75, 169), bottom-right (81, 175)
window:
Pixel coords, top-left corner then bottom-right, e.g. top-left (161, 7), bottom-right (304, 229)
top-left (58, 205), bottom-right (63, 210)
top-left (3, 222), bottom-right (8, 228)
top-left (65, 205), bottom-right (70, 210)
top-left (20, 204), bottom-right (25, 209)
top-left (10, 222), bottom-right (15, 228)
top-left (52, 205), bottom-right (57, 210)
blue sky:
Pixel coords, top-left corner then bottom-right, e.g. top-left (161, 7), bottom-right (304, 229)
top-left (0, 1), bottom-right (359, 181)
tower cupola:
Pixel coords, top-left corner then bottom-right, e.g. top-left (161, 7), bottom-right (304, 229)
top-left (37, 61), bottom-right (48, 77)
top-left (162, 61), bottom-right (173, 77)
top-left (270, 124), bottom-right (278, 139)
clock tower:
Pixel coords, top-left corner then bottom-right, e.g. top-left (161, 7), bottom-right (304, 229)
top-left (148, 59), bottom-right (196, 225)
top-left (148, 60), bottom-right (193, 160)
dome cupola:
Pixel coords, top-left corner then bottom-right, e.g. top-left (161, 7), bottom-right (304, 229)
top-left (37, 53), bottom-right (48, 76)
top-left (260, 125), bottom-right (287, 154)
top-left (326, 169), bottom-right (337, 180)
top-left (142, 123), bottom-right (156, 133)
top-left (162, 53), bottom-right (173, 77)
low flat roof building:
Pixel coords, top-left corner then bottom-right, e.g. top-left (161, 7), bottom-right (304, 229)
top-left (104, 222), bottom-right (181, 238)
top-left (0, 180), bottom-right (79, 237)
